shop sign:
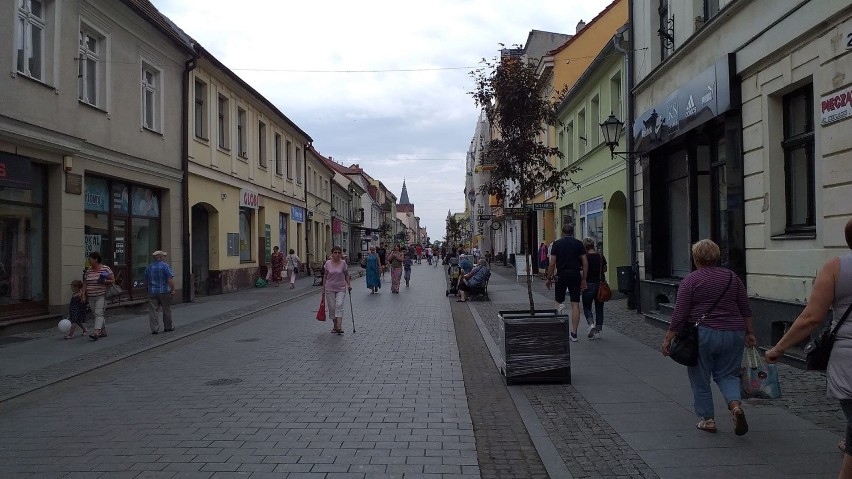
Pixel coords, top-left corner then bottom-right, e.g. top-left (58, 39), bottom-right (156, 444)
top-left (84, 178), bottom-right (109, 212)
top-left (534, 202), bottom-right (555, 210)
top-left (291, 206), bottom-right (305, 223)
top-left (332, 218), bottom-right (342, 235)
top-left (820, 85), bottom-right (852, 125)
top-left (240, 189), bottom-right (259, 209)
top-left (0, 152), bottom-right (32, 189)
top-left (633, 54), bottom-right (734, 151)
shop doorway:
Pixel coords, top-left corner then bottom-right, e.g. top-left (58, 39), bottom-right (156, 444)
top-left (191, 204), bottom-right (211, 295)
top-left (111, 218), bottom-right (130, 298)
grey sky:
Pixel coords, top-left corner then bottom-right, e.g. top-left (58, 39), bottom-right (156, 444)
top-left (150, 0), bottom-right (614, 241)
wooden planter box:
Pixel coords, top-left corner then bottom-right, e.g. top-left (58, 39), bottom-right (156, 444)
top-left (498, 310), bottom-right (570, 385)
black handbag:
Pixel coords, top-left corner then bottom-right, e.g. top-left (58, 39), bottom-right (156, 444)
top-left (669, 272), bottom-right (733, 367)
top-left (804, 303), bottom-right (852, 371)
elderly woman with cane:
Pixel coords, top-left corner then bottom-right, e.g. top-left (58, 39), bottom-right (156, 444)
top-left (323, 246), bottom-right (352, 334)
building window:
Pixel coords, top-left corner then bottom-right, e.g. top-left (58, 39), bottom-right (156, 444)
top-left (15, 0), bottom-right (46, 81)
top-left (286, 140), bottom-right (293, 179)
top-left (590, 95), bottom-right (600, 146)
top-left (237, 107), bottom-right (247, 158)
top-left (257, 121), bottom-right (266, 168)
top-left (194, 79), bottom-right (207, 139)
top-left (610, 73), bottom-right (622, 119)
top-left (295, 146), bottom-right (302, 183)
top-left (239, 207), bottom-right (252, 262)
top-left (217, 94), bottom-right (229, 149)
top-left (577, 109), bottom-right (587, 157)
top-left (78, 24), bottom-right (104, 107)
top-left (141, 61), bottom-right (161, 132)
top-left (274, 133), bottom-right (282, 175)
top-left (704, 0), bottom-right (720, 20)
top-left (782, 85), bottom-right (815, 232)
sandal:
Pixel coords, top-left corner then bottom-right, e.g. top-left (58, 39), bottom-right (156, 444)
top-left (732, 407), bottom-right (748, 436)
top-left (63, 334), bottom-right (74, 340)
top-left (696, 418), bottom-right (717, 433)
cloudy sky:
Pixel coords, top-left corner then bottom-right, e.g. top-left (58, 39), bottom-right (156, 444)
top-left (150, 0), bottom-right (615, 240)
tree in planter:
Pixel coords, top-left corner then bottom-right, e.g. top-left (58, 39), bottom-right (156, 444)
top-left (445, 215), bottom-right (464, 246)
top-left (471, 54), bottom-right (579, 313)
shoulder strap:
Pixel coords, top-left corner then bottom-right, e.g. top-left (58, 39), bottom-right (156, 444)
top-left (831, 303), bottom-right (852, 335)
top-left (700, 271), bottom-right (734, 322)
top-left (600, 254), bottom-right (604, 281)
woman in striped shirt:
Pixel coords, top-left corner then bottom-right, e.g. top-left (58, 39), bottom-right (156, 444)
top-left (81, 251), bottom-right (115, 341)
top-left (662, 239), bottom-right (756, 435)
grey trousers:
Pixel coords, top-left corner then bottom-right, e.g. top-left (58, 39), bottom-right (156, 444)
top-left (148, 293), bottom-right (173, 332)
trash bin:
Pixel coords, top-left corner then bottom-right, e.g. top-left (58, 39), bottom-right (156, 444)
top-left (617, 266), bottom-right (633, 294)
top-left (509, 253), bottom-right (516, 266)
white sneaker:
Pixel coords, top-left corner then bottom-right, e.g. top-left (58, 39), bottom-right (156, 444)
top-left (569, 332), bottom-right (578, 342)
top-left (594, 330), bottom-right (602, 339)
top-left (587, 323), bottom-right (596, 339)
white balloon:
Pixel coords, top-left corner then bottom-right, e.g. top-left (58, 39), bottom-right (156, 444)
top-left (58, 319), bottom-right (72, 333)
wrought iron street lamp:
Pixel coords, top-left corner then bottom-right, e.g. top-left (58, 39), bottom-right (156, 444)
top-left (600, 112), bottom-right (625, 158)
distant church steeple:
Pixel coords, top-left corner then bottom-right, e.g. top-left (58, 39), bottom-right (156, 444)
top-left (399, 179), bottom-right (411, 205)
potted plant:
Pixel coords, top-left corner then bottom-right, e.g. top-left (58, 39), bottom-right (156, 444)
top-left (470, 53), bottom-right (579, 384)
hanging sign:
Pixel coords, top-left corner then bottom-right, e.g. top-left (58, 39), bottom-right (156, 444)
top-left (291, 206), bottom-right (305, 223)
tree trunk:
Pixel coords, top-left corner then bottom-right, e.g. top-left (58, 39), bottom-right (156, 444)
top-left (519, 177), bottom-right (535, 314)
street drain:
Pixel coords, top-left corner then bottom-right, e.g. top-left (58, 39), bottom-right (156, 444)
top-left (205, 378), bottom-right (243, 386)
top-left (236, 338), bottom-right (261, 343)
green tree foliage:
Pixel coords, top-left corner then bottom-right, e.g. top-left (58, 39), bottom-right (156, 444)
top-left (470, 54), bottom-right (579, 312)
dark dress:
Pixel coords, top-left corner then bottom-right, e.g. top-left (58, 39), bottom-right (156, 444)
top-left (270, 252), bottom-right (285, 282)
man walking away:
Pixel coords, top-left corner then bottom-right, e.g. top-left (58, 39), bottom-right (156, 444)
top-left (145, 250), bottom-right (176, 334)
top-left (545, 224), bottom-right (588, 342)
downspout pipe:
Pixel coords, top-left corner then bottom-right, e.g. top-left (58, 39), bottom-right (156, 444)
top-left (304, 143), bottom-right (310, 265)
top-left (181, 55), bottom-right (197, 303)
top-left (614, 21), bottom-right (639, 312)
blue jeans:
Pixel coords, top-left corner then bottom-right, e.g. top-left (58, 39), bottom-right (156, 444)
top-left (687, 326), bottom-right (745, 418)
top-left (582, 282), bottom-right (605, 330)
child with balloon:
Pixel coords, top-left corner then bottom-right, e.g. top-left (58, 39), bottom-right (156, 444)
top-left (61, 280), bottom-right (88, 339)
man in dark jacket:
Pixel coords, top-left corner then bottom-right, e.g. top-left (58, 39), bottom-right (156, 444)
top-left (545, 224), bottom-right (588, 342)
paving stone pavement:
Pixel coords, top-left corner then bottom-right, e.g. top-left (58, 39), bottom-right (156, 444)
top-left (1, 261), bottom-right (847, 478)
top-left (0, 266), bottom-right (480, 478)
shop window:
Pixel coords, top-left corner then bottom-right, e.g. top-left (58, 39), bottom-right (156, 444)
top-left (131, 218), bottom-right (159, 288)
top-left (132, 186), bottom-right (159, 217)
top-left (239, 207), bottom-right (252, 262)
top-left (782, 85), bottom-right (815, 233)
top-left (667, 152), bottom-right (690, 277)
top-left (0, 160), bottom-right (47, 308)
top-left (579, 198), bottom-right (604, 252)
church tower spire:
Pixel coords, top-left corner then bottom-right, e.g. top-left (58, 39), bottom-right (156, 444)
top-left (399, 179), bottom-right (411, 205)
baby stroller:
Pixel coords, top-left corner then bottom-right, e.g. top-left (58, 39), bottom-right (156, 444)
top-left (445, 257), bottom-right (460, 296)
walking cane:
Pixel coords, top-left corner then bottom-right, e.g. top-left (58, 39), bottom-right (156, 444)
top-left (348, 288), bottom-right (356, 333)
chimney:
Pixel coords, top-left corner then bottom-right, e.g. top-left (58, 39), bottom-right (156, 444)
top-left (576, 19), bottom-right (586, 33)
